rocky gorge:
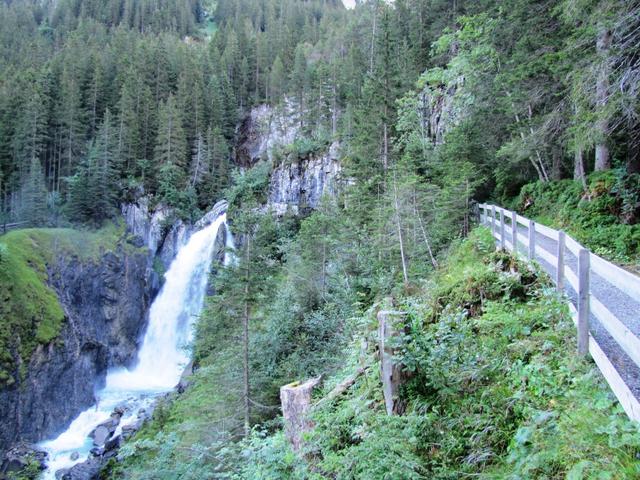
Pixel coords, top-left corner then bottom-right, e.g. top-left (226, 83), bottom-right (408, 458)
top-left (0, 98), bottom-right (343, 477)
top-left (0, 200), bottom-right (229, 476)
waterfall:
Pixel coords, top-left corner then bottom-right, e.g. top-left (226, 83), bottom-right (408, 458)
top-left (39, 209), bottom-right (232, 478)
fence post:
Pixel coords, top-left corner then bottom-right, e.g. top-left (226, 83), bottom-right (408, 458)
top-left (556, 231), bottom-right (565, 291)
top-left (528, 220), bottom-right (535, 260)
top-left (511, 211), bottom-right (517, 254)
top-left (577, 248), bottom-right (590, 355)
top-left (491, 206), bottom-right (496, 235)
top-left (500, 210), bottom-right (506, 250)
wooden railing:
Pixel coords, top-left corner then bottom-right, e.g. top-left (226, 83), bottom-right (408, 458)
top-left (478, 203), bottom-right (640, 422)
top-left (1, 221), bottom-right (29, 235)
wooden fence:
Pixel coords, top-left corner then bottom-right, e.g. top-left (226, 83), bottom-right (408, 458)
top-left (478, 203), bottom-right (640, 422)
top-left (0, 221), bottom-right (29, 235)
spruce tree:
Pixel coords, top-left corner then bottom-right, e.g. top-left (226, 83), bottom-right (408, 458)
top-left (21, 156), bottom-right (48, 226)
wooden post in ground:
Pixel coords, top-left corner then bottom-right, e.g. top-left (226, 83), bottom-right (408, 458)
top-left (378, 310), bottom-right (409, 416)
top-left (577, 248), bottom-right (590, 355)
top-left (556, 231), bottom-right (565, 291)
top-left (491, 206), bottom-right (496, 235)
top-left (280, 376), bottom-right (322, 451)
top-left (511, 211), bottom-right (517, 254)
top-left (528, 220), bottom-right (535, 260)
top-left (500, 210), bottom-right (506, 250)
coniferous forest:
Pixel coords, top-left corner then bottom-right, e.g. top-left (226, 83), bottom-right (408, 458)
top-left (1, 0), bottom-right (640, 479)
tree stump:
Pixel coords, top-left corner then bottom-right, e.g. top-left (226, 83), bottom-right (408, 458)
top-left (378, 310), bottom-right (409, 415)
top-left (280, 376), bottom-right (321, 451)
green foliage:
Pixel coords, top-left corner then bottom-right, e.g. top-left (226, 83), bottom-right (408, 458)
top-left (514, 171), bottom-right (640, 263)
top-left (239, 228), bottom-right (640, 479)
top-left (0, 224), bottom-right (127, 386)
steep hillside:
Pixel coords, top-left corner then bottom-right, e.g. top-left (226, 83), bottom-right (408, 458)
top-left (0, 225), bottom-right (158, 456)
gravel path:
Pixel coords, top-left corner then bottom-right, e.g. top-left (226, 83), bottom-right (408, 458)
top-left (487, 218), bottom-right (640, 400)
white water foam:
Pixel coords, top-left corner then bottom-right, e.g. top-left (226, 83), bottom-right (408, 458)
top-left (39, 211), bottom-right (231, 478)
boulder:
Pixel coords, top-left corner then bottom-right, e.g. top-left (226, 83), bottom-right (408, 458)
top-left (58, 456), bottom-right (102, 480)
top-left (176, 360), bottom-right (194, 394)
top-left (91, 426), bottom-right (111, 447)
top-left (0, 442), bottom-right (47, 474)
top-left (89, 413), bottom-right (120, 447)
top-left (280, 377), bottom-right (321, 452)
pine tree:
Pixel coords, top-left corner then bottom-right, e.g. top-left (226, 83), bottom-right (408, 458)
top-left (67, 110), bottom-right (118, 224)
top-left (116, 73), bottom-right (142, 176)
top-left (269, 56), bottom-right (286, 104)
top-left (21, 156), bottom-right (48, 226)
top-left (154, 94), bottom-right (188, 170)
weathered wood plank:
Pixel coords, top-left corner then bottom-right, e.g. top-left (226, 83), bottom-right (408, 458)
top-left (591, 296), bottom-right (640, 368)
top-left (528, 220), bottom-right (535, 260)
top-left (565, 234), bottom-right (583, 257)
top-left (590, 253), bottom-right (640, 304)
top-left (534, 243), bottom-right (557, 266)
top-left (535, 221), bottom-right (559, 241)
top-left (577, 249), bottom-right (590, 355)
top-left (556, 231), bottom-right (565, 291)
top-left (589, 336), bottom-right (640, 422)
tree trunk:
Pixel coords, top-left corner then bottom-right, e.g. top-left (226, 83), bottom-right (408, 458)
top-left (627, 126), bottom-right (640, 174)
top-left (551, 146), bottom-right (562, 180)
top-left (574, 146), bottom-right (587, 189)
top-left (243, 235), bottom-right (251, 438)
top-left (595, 26), bottom-right (612, 171)
top-left (392, 174), bottom-right (409, 286)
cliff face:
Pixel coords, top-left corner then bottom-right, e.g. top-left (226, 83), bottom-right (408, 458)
top-left (0, 245), bottom-right (158, 455)
top-left (121, 199), bottom-right (189, 270)
top-left (418, 76), bottom-right (463, 146)
top-left (235, 102), bottom-right (342, 214)
top-left (267, 142), bottom-right (341, 215)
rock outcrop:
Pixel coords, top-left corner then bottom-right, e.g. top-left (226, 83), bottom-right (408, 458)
top-left (234, 102), bottom-right (342, 214)
top-left (267, 142), bottom-right (341, 215)
top-left (121, 200), bottom-right (188, 269)
top-left (0, 244), bottom-right (158, 458)
top-left (418, 76), bottom-right (463, 146)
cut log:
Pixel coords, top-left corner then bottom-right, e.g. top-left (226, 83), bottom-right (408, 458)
top-left (280, 376), bottom-right (321, 451)
top-left (313, 367), bottom-right (367, 409)
top-left (378, 310), bottom-right (409, 415)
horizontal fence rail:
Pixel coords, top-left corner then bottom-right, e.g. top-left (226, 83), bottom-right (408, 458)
top-left (1, 221), bottom-right (29, 234)
top-left (478, 203), bottom-right (640, 422)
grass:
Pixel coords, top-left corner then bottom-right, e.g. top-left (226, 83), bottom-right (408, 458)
top-left (240, 228), bottom-right (640, 479)
top-left (0, 223), bottom-right (128, 386)
top-left (104, 227), bottom-right (640, 479)
top-left (508, 171), bottom-right (640, 268)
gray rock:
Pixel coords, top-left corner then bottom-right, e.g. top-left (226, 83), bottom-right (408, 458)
top-left (91, 426), bottom-right (111, 447)
top-left (70, 451), bottom-right (79, 461)
top-left (176, 360), bottom-right (194, 393)
top-left (90, 414), bottom-right (120, 447)
top-left (266, 141), bottom-right (341, 215)
top-left (235, 101), bottom-right (302, 168)
top-left (58, 456), bottom-right (102, 480)
top-left (194, 200), bottom-right (228, 230)
top-left (418, 75), bottom-right (463, 146)
top-left (121, 422), bottom-right (141, 440)
top-left (0, 442), bottom-right (47, 474)
top-left (234, 101), bottom-right (342, 214)
top-left (0, 245), bottom-right (159, 457)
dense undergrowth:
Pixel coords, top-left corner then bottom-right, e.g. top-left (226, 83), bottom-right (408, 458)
top-left (0, 223), bottom-right (133, 386)
top-left (510, 171), bottom-right (640, 267)
top-left (111, 227), bottom-right (640, 479)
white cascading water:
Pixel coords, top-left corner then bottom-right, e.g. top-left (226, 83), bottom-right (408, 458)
top-left (38, 210), bottom-right (232, 478)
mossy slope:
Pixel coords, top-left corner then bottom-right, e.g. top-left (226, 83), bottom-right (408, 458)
top-left (0, 224), bottom-right (126, 386)
top-left (240, 228), bottom-right (640, 479)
